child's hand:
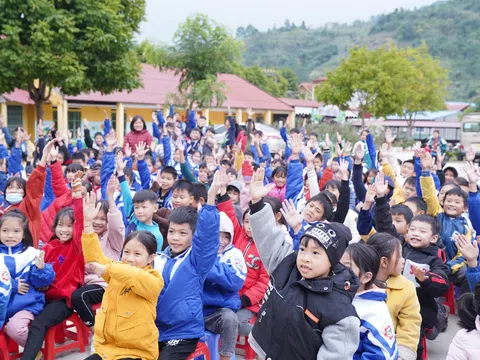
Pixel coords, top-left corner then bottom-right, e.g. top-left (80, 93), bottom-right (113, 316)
top-left (250, 168), bottom-right (275, 204)
top-left (107, 175), bottom-right (119, 201)
top-left (419, 149), bottom-right (433, 171)
top-left (338, 158), bottom-right (349, 180)
top-left (463, 161), bottom-right (480, 185)
top-left (76, 127), bottom-right (82, 139)
top-left (18, 279), bottom-right (29, 295)
top-left (354, 143), bottom-right (365, 165)
top-left (344, 141), bottom-right (352, 156)
top-left (135, 141), bottom-right (147, 161)
top-left (71, 171), bottom-right (84, 199)
top-left (86, 262), bottom-right (106, 277)
top-left (385, 128), bottom-right (396, 144)
top-left (455, 233), bottom-right (479, 268)
top-left (280, 199), bottom-right (303, 234)
top-left (336, 131), bottom-right (342, 144)
top-left (218, 167), bottom-right (229, 196)
top-left (124, 143), bottom-right (132, 158)
top-left (374, 171), bottom-right (389, 198)
top-left (83, 191), bottom-right (101, 227)
top-left (412, 266), bottom-right (428, 282)
top-left (105, 131), bottom-right (116, 150)
top-left (116, 152), bottom-right (127, 174)
top-left (379, 143), bottom-right (390, 163)
top-left (290, 133), bottom-right (304, 157)
top-left (364, 184), bottom-right (376, 206)
top-left (207, 170), bottom-right (221, 205)
top-left (103, 109), bottom-right (109, 119)
top-left (302, 147), bottom-right (315, 167)
top-left (82, 118), bottom-right (89, 129)
top-left (35, 250), bottom-right (45, 270)
top-left (335, 143), bottom-right (343, 158)
top-left (324, 133), bottom-right (330, 149)
top-left (436, 146), bottom-right (445, 166)
top-left (466, 146), bottom-right (476, 162)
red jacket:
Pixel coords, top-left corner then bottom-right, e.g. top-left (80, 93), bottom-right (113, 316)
top-left (3, 165), bottom-right (46, 248)
top-left (123, 130), bottom-right (153, 153)
top-left (43, 197), bottom-right (85, 307)
top-left (41, 161), bottom-right (72, 243)
top-left (319, 167), bottom-right (333, 191)
top-left (217, 197), bottom-right (269, 314)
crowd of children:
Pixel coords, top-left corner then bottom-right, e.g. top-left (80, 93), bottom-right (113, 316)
top-left (0, 107), bottom-right (479, 360)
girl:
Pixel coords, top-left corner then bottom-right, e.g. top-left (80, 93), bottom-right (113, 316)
top-left (0, 210), bottom-right (55, 346)
top-left (82, 192), bottom-right (163, 360)
top-left (341, 242), bottom-right (398, 359)
top-left (21, 173), bottom-right (85, 359)
top-left (447, 286), bottom-right (480, 359)
top-left (267, 166), bottom-right (286, 201)
top-left (364, 169), bottom-right (378, 187)
top-left (368, 233), bottom-right (422, 360)
top-left (71, 176), bottom-right (125, 331)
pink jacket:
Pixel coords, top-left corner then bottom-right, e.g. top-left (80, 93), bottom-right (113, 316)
top-left (267, 185), bottom-right (286, 202)
top-left (84, 208), bottom-right (125, 288)
top-left (447, 316), bottom-right (480, 360)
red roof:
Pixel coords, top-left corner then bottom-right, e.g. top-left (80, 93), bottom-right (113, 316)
top-left (279, 98), bottom-right (322, 108)
top-left (446, 102), bottom-right (471, 112)
top-left (2, 89), bottom-right (34, 105)
top-left (66, 64), bottom-right (292, 112)
top-left (350, 120), bottom-right (461, 129)
top-left (298, 82), bottom-right (314, 92)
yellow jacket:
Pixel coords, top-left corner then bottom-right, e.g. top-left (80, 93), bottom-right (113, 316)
top-left (386, 275), bottom-right (422, 357)
top-left (382, 163), bottom-right (405, 205)
top-left (82, 232), bottom-right (164, 360)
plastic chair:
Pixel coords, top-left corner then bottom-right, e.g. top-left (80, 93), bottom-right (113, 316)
top-left (43, 313), bottom-right (87, 360)
top-left (187, 341), bottom-right (211, 360)
top-left (235, 335), bottom-right (256, 360)
top-left (81, 303), bottom-right (101, 346)
top-left (422, 336), bottom-right (428, 360)
top-left (198, 331), bottom-right (235, 360)
top-left (0, 330), bottom-right (9, 360)
top-left (443, 283), bottom-right (456, 315)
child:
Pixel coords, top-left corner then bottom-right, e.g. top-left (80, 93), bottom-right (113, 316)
top-left (81, 192), bottom-right (163, 360)
top-left (0, 262), bottom-right (10, 329)
top-left (171, 180), bottom-right (195, 209)
top-left (368, 233), bottom-right (421, 360)
top-left (446, 285), bottom-right (480, 359)
top-left (226, 181), bottom-right (243, 225)
top-left (154, 172), bottom-right (221, 359)
top-left (404, 197), bottom-right (427, 217)
top-left (267, 166), bottom-right (286, 201)
top-left (152, 166), bottom-right (177, 210)
top-left (203, 212), bottom-right (247, 360)
top-left (247, 167), bottom-right (360, 359)
top-left (21, 174), bottom-right (85, 359)
top-left (341, 242), bottom-right (398, 359)
top-left (0, 211), bottom-right (55, 346)
top-left (403, 214), bottom-right (450, 358)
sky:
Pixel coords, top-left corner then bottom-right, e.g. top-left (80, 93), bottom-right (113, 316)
top-left (138, 0), bottom-right (439, 43)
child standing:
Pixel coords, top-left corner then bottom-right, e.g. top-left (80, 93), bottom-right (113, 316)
top-left (0, 211), bottom-right (55, 346)
top-left (82, 192), bottom-right (163, 360)
top-left (247, 167), bottom-right (360, 359)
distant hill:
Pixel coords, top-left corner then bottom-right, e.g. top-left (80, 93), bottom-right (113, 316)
top-left (238, 0), bottom-right (480, 100)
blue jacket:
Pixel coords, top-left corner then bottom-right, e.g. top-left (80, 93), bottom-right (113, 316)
top-left (285, 159), bottom-right (304, 206)
top-left (154, 205), bottom-right (219, 341)
top-left (0, 263), bottom-right (10, 328)
top-left (203, 244), bottom-right (247, 316)
top-left (0, 244), bottom-right (55, 318)
top-left (466, 265), bottom-right (480, 292)
top-left (468, 191), bottom-right (480, 234)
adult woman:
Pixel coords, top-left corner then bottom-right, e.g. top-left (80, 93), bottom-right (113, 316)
top-left (123, 116), bottom-right (153, 153)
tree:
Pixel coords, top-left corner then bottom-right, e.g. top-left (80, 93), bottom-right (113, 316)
top-left (280, 68), bottom-right (299, 92)
top-left (0, 0), bottom-right (146, 120)
top-left (136, 40), bottom-right (172, 68)
top-left (233, 65), bottom-right (289, 98)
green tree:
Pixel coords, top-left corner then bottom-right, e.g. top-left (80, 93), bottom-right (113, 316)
top-left (0, 0), bottom-right (145, 120)
top-left (280, 68), bottom-right (299, 92)
top-left (137, 40), bottom-right (172, 68)
top-left (234, 65), bottom-right (288, 97)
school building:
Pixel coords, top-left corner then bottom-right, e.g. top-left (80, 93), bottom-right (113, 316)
top-left (0, 64), bottom-right (294, 144)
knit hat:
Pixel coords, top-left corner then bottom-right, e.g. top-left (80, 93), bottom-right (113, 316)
top-left (227, 180), bottom-right (243, 193)
top-left (302, 222), bottom-right (352, 267)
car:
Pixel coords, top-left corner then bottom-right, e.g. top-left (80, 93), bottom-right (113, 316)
top-left (213, 123), bottom-right (286, 153)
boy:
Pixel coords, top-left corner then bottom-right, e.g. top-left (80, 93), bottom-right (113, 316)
top-left (404, 196), bottom-right (427, 217)
top-left (226, 181), bottom-right (242, 224)
top-left (397, 159), bottom-right (415, 186)
top-left (171, 180), bottom-right (195, 209)
top-left (247, 167), bottom-right (360, 359)
top-left (154, 172), bottom-right (221, 359)
top-left (203, 212), bottom-right (247, 360)
top-left (402, 214), bottom-right (450, 356)
top-left (152, 166), bottom-right (177, 210)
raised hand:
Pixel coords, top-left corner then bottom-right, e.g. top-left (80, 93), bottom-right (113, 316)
top-left (250, 168), bottom-right (275, 204)
top-left (107, 175), bottom-right (119, 201)
top-left (280, 199), bottom-right (303, 233)
top-left (83, 191), bottom-right (101, 225)
top-left (207, 170), bottom-right (222, 205)
top-left (466, 146), bottom-right (476, 162)
top-left (37, 119), bottom-right (45, 136)
top-left (354, 143), bottom-right (365, 164)
top-left (336, 131), bottom-right (342, 144)
top-left (76, 127), bottom-right (82, 139)
top-left (35, 250), bottom-right (45, 270)
top-left (324, 133), bottom-right (330, 149)
top-left (227, 106), bottom-right (232, 116)
top-left (191, 101), bottom-right (199, 110)
top-left (0, 131), bottom-right (5, 142)
top-left (176, 138), bottom-right (185, 153)
top-left (246, 108), bottom-right (255, 118)
top-left (338, 158), bottom-right (350, 180)
top-left (103, 109), bottom-right (109, 119)
top-left (302, 147), bottom-right (315, 167)
top-left (71, 171), bottom-right (84, 199)
top-left (0, 115), bottom-right (5, 128)
top-left (436, 146), bottom-right (445, 165)
top-left (290, 133), bottom-right (304, 157)
top-left (152, 111), bottom-right (159, 126)
top-left (48, 144), bottom-right (59, 163)
top-left (116, 151), bottom-right (127, 174)
top-left (135, 141), bottom-right (147, 161)
top-left (335, 143), bottom-right (343, 158)
top-left (455, 233), bottom-right (479, 267)
top-left (464, 161), bottom-right (480, 184)
top-left (374, 171), bottom-right (389, 198)
top-left (344, 141), bottom-right (352, 156)
top-left (82, 118), bottom-right (89, 129)
top-left (124, 143), bottom-right (132, 158)
top-left (364, 184), bottom-right (376, 205)
top-left (105, 131), bottom-right (116, 150)
top-left (419, 150), bottom-right (433, 171)
top-left (385, 128), bottom-right (396, 144)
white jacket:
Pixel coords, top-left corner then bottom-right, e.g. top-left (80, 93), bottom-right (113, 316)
top-left (447, 316), bottom-right (480, 360)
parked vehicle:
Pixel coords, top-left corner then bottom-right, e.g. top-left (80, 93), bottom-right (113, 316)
top-left (457, 113), bottom-right (480, 162)
top-left (213, 123), bottom-right (285, 152)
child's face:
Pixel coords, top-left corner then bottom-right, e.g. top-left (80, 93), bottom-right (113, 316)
top-left (243, 214), bottom-right (252, 238)
top-left (402, 183), bottom-right (416, 199)
top-left (146, 159), bottom-right (155, 174)
top-left (95, 135), bottom-right (104, 145)
top-left (133, 201), bottom-right (157, 223)
top-left (303, 200), bottom-right (324, 223)
top-left (366, 173), bottom-right (375, 184)
top-left (244, 154), bottom-right (254, 163)
top-left (408, 221), bottom-right (437, 248)
top-left (325, 185), bottom-right (340, 201)
top-left (273, 173), bottom-right (286, 188)
top-left (0, 218), bottom-right (24, 247)
top-left (400, 162), bottom-right (414, 178)
top-left (218, 232), bottom-right (230, 254)
top-left (392, 214), bottom-right (408, 236)
top-left (438, 184), bottom-right (456, 205)
top-left (190, 130), bottom-right (200, 141)
top-left (122, 238), bottom-right (155, 268)
top-left (313, 158), bottom-right (322, 171)
top-left (55, 215), bottom-right (73, 243)
top-left (92, 209), bottom-right (108, 236)
top-left (172, 189), bottom-right (193, 209)
top-left (192, 152), bottom-right (201, 165)
top-left (168, 222), bottom-right (193, 255)
top-left (227, 188), bottom-right (240, 203)
top-left (386, 243), bottom-right (405, 276)
top-left (444, 170), bottom-right (455, 184)
top-left (227, 172), bottom-right (236, 182)
top-left (173, 149), bottom-right (181, 163)
top-left (6, 182), bottom-right (24, 196)
top-left (443, 194), bottom-right (465, 217)
top-left (404, 201), bottom-right (421, 216)
top-left (160, 173), bottom-right (176, 191)
top-left (297, 239), bottom-right (331, 279)
top-left (198, 169), bottom-right (208, 183)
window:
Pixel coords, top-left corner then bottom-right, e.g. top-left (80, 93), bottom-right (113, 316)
top-left (68, 110), bottom-right (81, 133)
top-left (6, 106), bottom-right (23, 133)
top-left (111, 111), bottom-right (127, 134)
top-left (463, 122), bottom-right (480, 133)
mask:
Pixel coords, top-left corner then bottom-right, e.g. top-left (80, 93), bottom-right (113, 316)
top-left (6, 193), bottom-right (23, 205)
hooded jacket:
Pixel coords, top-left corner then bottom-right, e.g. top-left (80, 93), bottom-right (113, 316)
top-left (248, 199), bottom-right (360, 360)
top-left (0, 263), bottom-right (11, 328)
top-left (203, 212), bottom-right (247, 316)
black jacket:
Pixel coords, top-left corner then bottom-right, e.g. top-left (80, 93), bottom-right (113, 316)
top-left (402, 243), bottom-right (450, 328)
top-left (252, 254), bottom-right (359, 360)
top-left (375, 195), bottom-right (406, 242)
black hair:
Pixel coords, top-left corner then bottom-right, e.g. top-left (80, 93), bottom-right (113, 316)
top-left (172, 179), bottom-right (194, 196)
top-left (97, 200), bottom-right (109, 215)
top-left (307, 192), bottom-right (334, 221)
top-left (93, 132), bottom-right (103, 139)
top-left (226, 185), bottom-right (240, 194)
top-left (226, 167), bottom-right (238, 178)
top-left (190, 127), bottom-right (202, 135)
top-left (132, 190), bottom-right (158, 205)
top-left (81, 180), bottom-right (93, 194)
top-left (391, 204), bottom-right (414, 224)
top-left (271, 166), bottom-right (287, 179)
top-left (244, 150), bottom-right (254, 158)
top-left (123, 231), bottom-right (157, 257)
top-left (5, 176), bottom-right (26, 196)
top-left (130, 115), bottom-right (147, 132)
top-left (314, 152), bottom-right (323, 162)
top-left (457, 293), bottom-right (477, 332)
top-left (322, 190), bottom-right (338, 207)
top-left (0, 209), bottom-right (33, 249)
top-left (264, 196), bottom-right (286, 226)
top-left (367, 232), bottom-right (402, 263)
top-left (454, 177), bottom-right (469, 188)
top-left (169, 206), bottom-right (198, 233)
top-left (410, 214), bottom-right (440, 236)
top-left (144, 155), bottom-right (154, 166)
top-left (364, 168), bottom-right (378, 184)
top-left (254, 130), bottom-right (264, 137)
top-left (51, 207), bottom-right (75, 241)
top-left (443, 166), bottom-right (458, 179)
top-left (444, 187), bottom-right (468, 206)
top-left (66, 163), bottom-right (84, 174)
top-left (324, 179), bottom-right (341, 191)
top-left (190, 150), bottom-right (201, 158)
top-left (290, 128), bottom-right (300, 134)
top-left (161, 166), bottom-right (178, 180)
top-left (71, 152), bottom-right (86, 163)
top-left (404, 176), bottom-right (416, 188)
top-left (402, 159), bottom-right (414, 166)
top-left (360, 129), bottom-right (370, 135)
top-left (198, 162), bottom-right (208, 170)
top-left (193, 183), bottom-right (208, 203)
top-left (199, 116), bottom-right (207, 121)
top-left (344, 242), bottom-right (380, 290)
top-left (309, 132), bottom-right (318, 139)
top-left (220, 159), bottom-right (232, 167)
top-left (206, 127), bottom-right (216, 135)
top-left (404, 196), bottom-right (428, 214)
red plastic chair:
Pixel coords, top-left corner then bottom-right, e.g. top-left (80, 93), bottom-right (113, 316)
top-left (43, 313), bottom-right (87, 360)
top-left (422, 336), bottom-right (428, 360)
top-left (186, 341), bottom-right (211, 360)
top-left (81, 303), bottom-right (101, 346)
top-left (235, 335), bottom-right (256, 360)
top-left (0, 330), bottom-right (9, 360)
top-left (443, 283), bottom-right (456, 315)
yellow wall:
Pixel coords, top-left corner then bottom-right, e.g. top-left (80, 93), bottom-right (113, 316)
top-left (209, 111), bottom-right (225, 125)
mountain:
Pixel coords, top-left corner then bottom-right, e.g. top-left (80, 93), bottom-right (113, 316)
top-left (238, 0), bottom-right (480, 100)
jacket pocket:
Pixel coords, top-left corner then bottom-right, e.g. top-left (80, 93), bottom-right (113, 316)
top-left (94, 303), bottom-right (107, 345)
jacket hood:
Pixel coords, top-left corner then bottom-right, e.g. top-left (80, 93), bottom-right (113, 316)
top-left (219, 212), bottom-right (234, 247)
top-left (331, 262), bottom-right (360, 301)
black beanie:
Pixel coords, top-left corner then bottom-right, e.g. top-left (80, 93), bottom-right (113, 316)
top-left (302, 222), bottom-right (352, 267)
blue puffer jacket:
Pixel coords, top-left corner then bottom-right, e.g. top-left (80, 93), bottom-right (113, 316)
top-left (0, 263), bottom-right (10, 328)
top-left (0, 244), bottom-right (55, 318)
top-left (154, 205), bottom-right (219, 341)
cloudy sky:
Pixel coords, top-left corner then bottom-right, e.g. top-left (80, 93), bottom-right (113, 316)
top-left (138, 0), bottom-right (438, 43)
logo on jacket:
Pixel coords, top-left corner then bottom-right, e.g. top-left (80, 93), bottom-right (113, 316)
top-left (57, 255), bottom-right (65, 265)
top-left (246, 255), bottom-right (261, 270)
top-left (121, 287), bottom-right (132, 296)
top-left (1, 270), bottom-right (9, 283)
top-left (384, 325), bottom-right (393, 340)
